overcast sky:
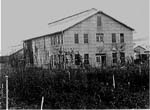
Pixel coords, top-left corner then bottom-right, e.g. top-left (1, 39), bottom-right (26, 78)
top-left (1, 0), bottom-right (149, 55)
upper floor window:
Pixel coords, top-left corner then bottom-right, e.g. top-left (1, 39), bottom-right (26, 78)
top-left (120, 33), bottom-right (124, 43)
top-left (96, 56), bottom-right (100, 63)
top-left (96, 33), bottom-right (104, 42)
top-left (51, 36), bottom-right (53, 45)
top-left (61, 35), bottom-right (63, 44)
top-left (74, 34), bottom-right (79, 44)
top-left (84, 34), bottom-right (88, 43)
top-left (97, 16), bottom-right (101, 26)
top-left (112, 33), bottom-right (116, 43)
top-left (58, 35), bottom-right (60, 44)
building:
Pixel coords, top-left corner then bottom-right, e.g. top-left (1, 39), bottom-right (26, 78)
top-left (134, 45), bottom-right (149, 63)
top-left (23, 8), bottom-right (134, 69)
top-left (9, 48), bottom-right (24, 67)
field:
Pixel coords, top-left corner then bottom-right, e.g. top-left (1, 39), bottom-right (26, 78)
top-left (0, 61), bottom-right (149, 109)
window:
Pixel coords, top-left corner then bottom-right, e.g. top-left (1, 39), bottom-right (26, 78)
top-left (97, 16), bottom-right (101, 26)
top-left (61, 35), bottom-right (63, 44)
top-left (120, 33), bottom-right (124, 43)
top-left (75, 54), bottom-right (81, 65)
top-left (96, 33), bottom-right (104, 42)
top-left (100, 33), bottom-right (104, 42)
top-left (84, 34), bottom-right (88, 43)
top-left (96, 56), bottom-right (100, 62)
top-left (112, 33), bottom-right (116, 43)
top-left (96, 35), bottom-right (100, 42)
top-left (53, 36), bottom-right (56, 45)
top-left (74, 34), bottom-right (79, 44)
top-left (84, 54), bottom-right (89, 64)
top-left (51, 36), bottom-right (53, 45)
top-left (112, 53), bottom-right (117, 63)
top-left (58, 35), bottom-right (60, 44)
top-left (120, 52), bottom-right (125, 63)
top-left (55, 35), bottom-right (58, 44)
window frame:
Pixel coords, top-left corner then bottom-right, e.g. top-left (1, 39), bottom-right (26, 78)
top-left (96, 33), bottom-right (104, 42)
top-left (96, 56), bottom-right (100, 63)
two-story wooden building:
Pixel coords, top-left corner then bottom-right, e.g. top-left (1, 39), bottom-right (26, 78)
top-left (23, 8), bottom-right (134, 68)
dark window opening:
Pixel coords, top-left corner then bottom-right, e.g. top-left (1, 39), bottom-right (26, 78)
top-left (75, 54), bottom-right (81, 65)
top-left (84, 54), bottom-right (89, 64)
top-left (61, 35), bottom-right (63, 44)
top-left (120, 33), bottom-right (124, 43)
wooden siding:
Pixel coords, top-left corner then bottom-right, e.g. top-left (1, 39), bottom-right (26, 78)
top-left (63, 13), bottom-right (133, 66)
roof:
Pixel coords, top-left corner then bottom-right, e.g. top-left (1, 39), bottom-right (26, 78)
top-left (134, 45), bottom-right (146, 51)
top-left (24, 8), bottom-right (134, 41)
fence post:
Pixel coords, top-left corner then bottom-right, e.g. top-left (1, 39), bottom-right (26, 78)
top-left (41, 96), bottom-right (44, 110)
top-left (68, 71), bottom-right (70, 80)
top-left (113, 74), bottom-right (115, 89)
top-left (5, 76), bottom-right (8, 110)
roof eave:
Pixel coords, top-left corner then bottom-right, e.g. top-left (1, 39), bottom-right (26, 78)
top-left (99, 11), bottom-right (134, 31)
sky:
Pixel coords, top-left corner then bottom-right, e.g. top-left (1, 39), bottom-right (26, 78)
top-left (1, 0), bottom-right (149, 55)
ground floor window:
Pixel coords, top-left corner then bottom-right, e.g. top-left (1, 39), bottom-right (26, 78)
top-left (120, 52), bottom-right (125, 64)
top-left (112, 53), bottom-right (117, 63)
top-left (75, 54), bottom-right (81, 65)
top-left (84, 54), bottom-right (89, 64)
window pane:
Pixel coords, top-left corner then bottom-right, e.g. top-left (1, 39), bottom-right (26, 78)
top-left (74, 34), bottom-right (79, 44)
top-left (112, 33), bottom-right (116, 43)
top-left (84, 34), bottom-right (88, 43)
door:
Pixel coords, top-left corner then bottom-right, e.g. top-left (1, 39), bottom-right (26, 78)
top-left (96, 54), bottom-right (106, 68)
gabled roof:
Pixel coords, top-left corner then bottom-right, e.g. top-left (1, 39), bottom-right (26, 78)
top-left (134, 45), bottom-right (146, 52)
top-left (24, 8), bottom-right (134, 41)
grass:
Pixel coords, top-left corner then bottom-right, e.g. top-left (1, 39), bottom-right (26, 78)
top-left (0, 61), bottom-right (149, 109)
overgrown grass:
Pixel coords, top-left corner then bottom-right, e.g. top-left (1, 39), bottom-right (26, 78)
top-left (1, 61), bottom-right (149, 109)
